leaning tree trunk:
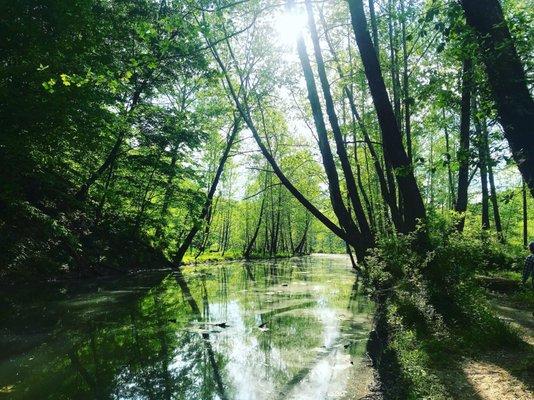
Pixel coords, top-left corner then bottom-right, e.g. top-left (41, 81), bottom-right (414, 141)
top-left (455, 58), bottom-right (472, 232)
top-left (305, 0), bottom-right (373, 249)
top-left (348, 0), bottom-right (426, 235)
top-left (207, 23), bottom-right (350, 248)
top-left (460, 0), bottom-right (534, 197)
top-left (294, 11), bottom-right (365, 259)
top-left (400, 0), bottom-right (412, 162)
top-left (175, 119), bottom-right (240, 266)
top-left (318, 9), bottom-right (401, 230)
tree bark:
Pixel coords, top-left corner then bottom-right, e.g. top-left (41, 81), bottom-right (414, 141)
top-left (368, 0), bottom-right (380, 57)
top-left (175, 118), bottom-right (240, 266)
top-left (295, 29), bottom-right (366, 259)
top-left (348, 0), bottom-right (426, 234)
top-left (319, 11), bottom-right (400, 230)
top-left (305, 0), bottom-right (373, 249)
top-left (482, 118), bottom-right (503, 239)
top-left (460, 0), bottom-right (534, 196)
top-left (442, 108), bottom-right (455, 208)
top-left (206, 26), bottom-right (350, 247)
top-left (473, 99), bottom-right (490, 230)
top-left (455, 58), bottom-right (472, 232)
top-left (400, 0), bottom-right (412, 162)
top-left (523, 179), bottom-right (528, 248)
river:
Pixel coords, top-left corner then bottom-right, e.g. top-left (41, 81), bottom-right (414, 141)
top-left (0, 254), bottom-right (374, 399)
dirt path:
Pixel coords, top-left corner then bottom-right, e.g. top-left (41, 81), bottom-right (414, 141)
top-left (456, 296), bottom-right (534, 400)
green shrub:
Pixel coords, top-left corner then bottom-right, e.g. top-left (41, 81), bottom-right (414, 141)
top-left (364, 223), bottom-right (523, 399)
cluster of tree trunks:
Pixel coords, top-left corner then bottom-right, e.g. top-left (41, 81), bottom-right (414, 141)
top-left (189, 0), bottom-right (533, 268)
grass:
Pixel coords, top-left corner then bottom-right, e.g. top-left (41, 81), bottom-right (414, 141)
top-left (364, 230), bottom-right (528, 399)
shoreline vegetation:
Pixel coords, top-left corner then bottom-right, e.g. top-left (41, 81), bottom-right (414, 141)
top-left (2, 0), bottom-right (533, 398)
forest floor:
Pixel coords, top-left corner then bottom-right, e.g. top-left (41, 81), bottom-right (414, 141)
top-left (436, 279), bottom-right (534, 400)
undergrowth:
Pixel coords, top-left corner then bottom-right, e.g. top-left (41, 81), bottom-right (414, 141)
top-left (363, 223), bottom-right (526, 399)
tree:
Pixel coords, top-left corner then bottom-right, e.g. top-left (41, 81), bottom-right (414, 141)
top-left (460, 0), bottom-right (534, 196)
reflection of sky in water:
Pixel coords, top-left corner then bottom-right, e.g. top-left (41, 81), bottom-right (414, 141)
top-left (0, 255), bottom-right (374, 400)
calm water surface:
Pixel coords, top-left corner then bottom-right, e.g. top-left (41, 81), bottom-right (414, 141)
top-left (0, 255), bottom-right (374, 399)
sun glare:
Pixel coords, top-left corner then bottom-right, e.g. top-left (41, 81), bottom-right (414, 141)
top-left (274, 10), bottom-right (307, 46)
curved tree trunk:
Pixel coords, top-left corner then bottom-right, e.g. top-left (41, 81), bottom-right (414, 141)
top-left (175, 118), bottom-right (240, 266)
top-left (460, 0), bottom-right (534, 197)
top-left (305, 0), bottom-right (373, 249)
top-left (348, 0), bottom-right (426, 235)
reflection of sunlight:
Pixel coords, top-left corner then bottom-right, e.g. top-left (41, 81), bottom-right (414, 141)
top-left (274, 10), bottom-right (307, 45)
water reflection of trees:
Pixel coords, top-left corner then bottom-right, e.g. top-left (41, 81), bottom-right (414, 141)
top-left (2, 257), bottom-right (374, 399)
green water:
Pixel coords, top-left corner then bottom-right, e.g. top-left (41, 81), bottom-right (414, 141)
top-left (0, 255), bottom-right (374, 399)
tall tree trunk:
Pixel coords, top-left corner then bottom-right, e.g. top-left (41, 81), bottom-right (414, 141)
top-left (294, 11), bottom-right (365, 258)
top-left (294, 215), bottom-right (311, 255)
top-left (244, 189), bottom-right (266, 259)
top-left (287, 212), bottom-right (295, 254)
top-left (455, 58), bottom-right (472, 232)
top-left (482, 118), bottom-right (503, 240)
top-left (443, 108), bottom-right (455, 208)
top-left (368, 0), bottom-right (380, 57)
top-left (400, 0), bottom-right (412, 162)
top-left (473, 99), bottom-right (490, 230)
top-left (348, 0), bottom-right (426, 234)
top-left (523, 179), bottom-right (528, 248)
top-left (319, 10), bottom-right (400, 230)
top-left (175, 118), bottom-right (240, 266)
top-left (387, 0), bottom-right (401, 126)
top-left (460, 0), bottom-right (534, 196)
top-left (305, 0), bottom-right (373, 249)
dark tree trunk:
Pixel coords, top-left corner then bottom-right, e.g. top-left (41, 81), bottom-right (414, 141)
top-left (460, 0), bottom-right (534, 196)
top-left (368, 0), bottom-right (380, 57)
top-left (474, 106), bottom-right (490, 230)
top-left (320, 8), bottom-right (402, 231)
top-left (482, 118), bottom-right (503, 239)
top-left (294, 215), bottom-right (311, 255)
top-left (287, 212), bottom-right (294, 254)
top-left (348, 0), bottom-right (426, 234)
top-left (175, 119), bottom-right (240, 266)
top-left (455, 58), bottom-right (472, 232)
top-left (523, 179), bottom-right (528, 248)
top-left (294, 15), bottom-right (365, 258)
top-left (305, 0), bottom-right (373, 249)
top-left (400, 0), bottom-right (412, 162)
top-left (244, 188), bottom-right (266, 259)
top-left (443, 109), bottom-right (456, 208)
top-left (387, 0), bottom-right (401, 126)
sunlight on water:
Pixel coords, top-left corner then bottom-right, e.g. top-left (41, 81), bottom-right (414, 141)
top-left (0, 255), bottom-right (374, 399)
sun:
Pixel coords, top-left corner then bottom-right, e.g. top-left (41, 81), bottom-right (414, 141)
top-left (273, 9), bottom-right (307, 46)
